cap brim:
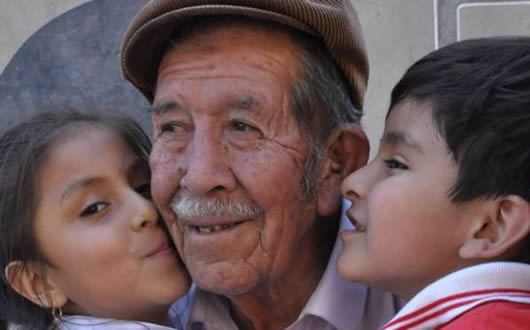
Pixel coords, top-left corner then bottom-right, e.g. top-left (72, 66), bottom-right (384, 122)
top-left (121, 5), bottom-right (318, 103)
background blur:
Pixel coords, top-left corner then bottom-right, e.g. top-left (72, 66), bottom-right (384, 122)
top-left (1, 0), bottom-right (529, 156)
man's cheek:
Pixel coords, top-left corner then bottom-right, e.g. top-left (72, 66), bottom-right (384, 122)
top-left (169, 217), bottom-right (183, 244)
top-left (150, 147), bottom-right (182, 210)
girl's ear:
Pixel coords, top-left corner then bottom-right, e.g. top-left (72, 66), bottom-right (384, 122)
top-left (4, 261), bottom-right (68, 309)
top-left (459, 195), bottom-right (530, 260)
top-left (317, 123), bottom-right (369, 216)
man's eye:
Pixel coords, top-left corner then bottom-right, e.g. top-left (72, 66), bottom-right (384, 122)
top-left (232, 120), bottom-right (254, 132)
top-left (160, 123), bottom-right (182, 133)
top-left (383, 158), bottom-right (408, 170)
top-left (80, 202), bottom-right (108, 217)
top-left (136, 183), bottom-right (152, 200)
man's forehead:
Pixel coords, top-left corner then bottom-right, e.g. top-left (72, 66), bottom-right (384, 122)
top-left (155, 26), bottom-right (300, 101)
top-left (152, 95), bottom-right (264, 115)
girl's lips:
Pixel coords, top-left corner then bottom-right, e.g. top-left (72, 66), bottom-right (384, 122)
top-left (147, 242), bottom-right (173, 258)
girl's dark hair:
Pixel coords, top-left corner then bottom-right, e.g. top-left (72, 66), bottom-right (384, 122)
top-left (0, 111), bottom-right (152, 329)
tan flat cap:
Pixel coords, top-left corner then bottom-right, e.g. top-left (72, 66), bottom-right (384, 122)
top-left (120, 0), bottom-right (369, 110)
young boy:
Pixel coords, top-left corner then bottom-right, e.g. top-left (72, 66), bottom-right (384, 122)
top-left (337, 37), bottom-right (530, 329)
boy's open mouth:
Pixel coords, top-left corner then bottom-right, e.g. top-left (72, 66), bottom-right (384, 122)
top-left (346, 210), bottom-right (367, 232)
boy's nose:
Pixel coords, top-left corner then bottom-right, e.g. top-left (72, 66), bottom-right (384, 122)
top-left (341, 161), bottom-right (374, 201)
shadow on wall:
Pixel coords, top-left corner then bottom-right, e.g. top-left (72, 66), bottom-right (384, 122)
top-left (0, 0), bottom-right (152, 135)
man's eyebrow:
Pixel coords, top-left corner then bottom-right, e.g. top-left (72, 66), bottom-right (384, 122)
top-left (60, 177), bottom-right (105, 203)
top-left (151, 101), bottom-right (181, 115)
top-left (228, 95), bottom-right (262, 111)
top-left (381, 131), bottom-right (424, 153)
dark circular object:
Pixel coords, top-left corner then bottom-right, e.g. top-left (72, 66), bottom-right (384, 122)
top-left (0, 0), bottom-right (152, 134)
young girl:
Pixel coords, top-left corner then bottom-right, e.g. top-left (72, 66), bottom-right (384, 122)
top-left (0, 111), bottom-right (191, 329)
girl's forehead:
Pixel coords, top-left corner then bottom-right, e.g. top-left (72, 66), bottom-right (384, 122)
top-left (43, 128), bottom-right (137, 178)
top-left (53, 122), bottom-right (114, 143)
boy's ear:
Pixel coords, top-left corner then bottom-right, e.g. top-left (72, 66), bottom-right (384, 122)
top-left (459, 195), bottom-right (530, 260)
top-left (4, 261), bottom-right (68, 309)
top-left (317, 124), bottom-right (369, 216)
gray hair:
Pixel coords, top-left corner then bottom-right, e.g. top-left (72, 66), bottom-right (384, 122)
top-left (288, 30), bottom-right (362, 199)
top-left (171, 195), bottom-right (265, 219)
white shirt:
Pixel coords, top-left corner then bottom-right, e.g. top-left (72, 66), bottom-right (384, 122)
top-left (382, 262), bottom-right (530, 330)
top-left (59, 316), bottom-right (177, 330)
top-left (182, 200), bottom-right (402, 330)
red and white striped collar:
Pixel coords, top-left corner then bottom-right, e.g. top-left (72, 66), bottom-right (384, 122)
top-left (382, 262), bottom-right (530, 330)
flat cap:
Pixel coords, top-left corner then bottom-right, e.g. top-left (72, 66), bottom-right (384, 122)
top-left (120, 0), bottom-right (369, 110)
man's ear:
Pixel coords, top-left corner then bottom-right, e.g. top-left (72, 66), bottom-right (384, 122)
top-left (4, 261), bottom-right (68, 309)
top-left (317, 124), bottom-right (369, 216)
top-left (459, 195), bottom-right (530, 260)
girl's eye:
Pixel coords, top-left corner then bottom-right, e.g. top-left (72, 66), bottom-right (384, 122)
top-left (80, 202), bottom-right (108, 217)
top-left (383, 158), bottom-right (409, 170)
top-left (136, 183), bottom-right (152, 200)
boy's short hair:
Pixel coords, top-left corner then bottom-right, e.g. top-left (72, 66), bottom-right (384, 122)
top-left (388, 37), bottom-right (530, 264)
top-left (389, 37), bottom-right (530, 204)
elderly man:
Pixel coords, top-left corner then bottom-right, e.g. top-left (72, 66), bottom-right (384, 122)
top-left (120, 1), bottom-right (400, 329)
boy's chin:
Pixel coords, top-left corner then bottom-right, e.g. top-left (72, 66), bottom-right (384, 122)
top-left (336, 250), bottom-right (369, 283)
top-left (336, 250), bottom-right (404, 296)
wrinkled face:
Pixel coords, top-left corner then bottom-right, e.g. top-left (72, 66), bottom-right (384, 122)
top-left (337, 101), bottom-right (477, 298)
top-left (150, 24), bottom-right (318, 295)
top-left (34, 127), bottom-right (190, 320)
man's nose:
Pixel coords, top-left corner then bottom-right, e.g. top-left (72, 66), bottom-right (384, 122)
top-left (180, 132), bottom-right (236, 195)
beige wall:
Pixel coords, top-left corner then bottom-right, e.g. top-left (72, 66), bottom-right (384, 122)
top-left (356, 0), bottom-right (435, 156)
top-left (1, 0), bottom-right (529, 156)
top-left (0, 0), bottom-right (90, 72)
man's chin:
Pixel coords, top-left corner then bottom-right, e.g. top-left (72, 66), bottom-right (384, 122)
top-left (188, 261), bottom-right (263, 297)
top-left (197, 280), bottom-right (255, 298)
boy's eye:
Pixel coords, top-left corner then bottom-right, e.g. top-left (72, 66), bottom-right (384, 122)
top-left (136, 183), bottom-right (152, 200)
top-left (80, 202), bottom-right (108, 217)
top-left (383, 158), bottom-right (408, 170)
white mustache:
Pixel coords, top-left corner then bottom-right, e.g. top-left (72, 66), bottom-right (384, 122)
top-left (170, 196), bottom-right (265, 219)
